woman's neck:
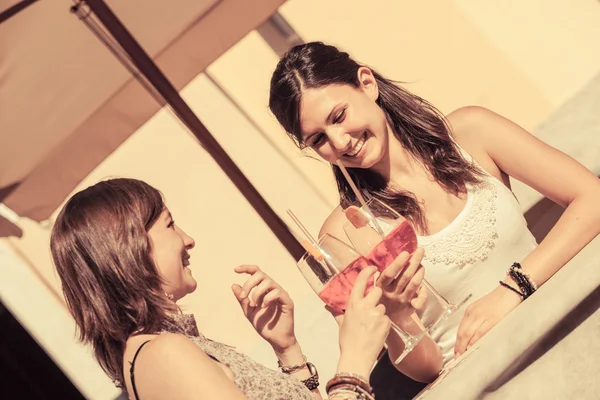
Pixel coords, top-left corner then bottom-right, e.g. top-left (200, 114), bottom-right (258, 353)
top-left (372, 128), bottom-right (423, 185)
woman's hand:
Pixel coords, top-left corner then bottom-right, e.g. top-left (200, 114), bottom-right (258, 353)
top-left (337, 266), bottom-right (391, 377)
top-left (454, 284), bottom-right (522, 356)
top-left (376, 247), bottom-right (428, 326)
top-left (232, 265), bottom-right (297, 352)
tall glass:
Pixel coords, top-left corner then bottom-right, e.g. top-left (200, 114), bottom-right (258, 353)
top-left (342, 198), bottom-right (472, 334)
top-left (297, 233), bottom-right (426, 364)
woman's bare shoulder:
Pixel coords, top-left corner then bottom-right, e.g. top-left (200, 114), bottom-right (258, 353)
top-left (446, 106), bottom-right (515, 182)
top-left (125, 333), bottom-right (208, 384)
top-left (445, 106), bottom-right (490, 149)
top-left (125, 333), bottom-right (245, 400)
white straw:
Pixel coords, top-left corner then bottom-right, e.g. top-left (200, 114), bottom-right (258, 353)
top-left (335, 160), bottom-right (385, 236)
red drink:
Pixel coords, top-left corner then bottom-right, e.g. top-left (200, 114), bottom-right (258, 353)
top-left (366, 220), bottom-right (417, 271)
top-left (318, 256), bottom-right (372, 311)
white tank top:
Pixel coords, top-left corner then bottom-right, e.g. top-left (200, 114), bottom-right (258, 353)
top-left (415, 153), bottom-right (538, 366)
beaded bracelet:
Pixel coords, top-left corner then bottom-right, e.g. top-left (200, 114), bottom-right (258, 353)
top-left (512, 263), bottom-right (537, 294)
top-left (278, 355), bottom-right (307, 373)
top-left (507, 262), bottom-right (537, 299)
top-left (499, 281), bottom-right (525, 299)
top-left (509, 271), bottom-right (531, 297)
top-left (510, 263), bottom-right (537, 289)
top-left (278, 356), bottom-right (319, 390)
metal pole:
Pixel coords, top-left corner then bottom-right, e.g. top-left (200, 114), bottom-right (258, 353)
top-left (81, 0), bottom-right (305, 260)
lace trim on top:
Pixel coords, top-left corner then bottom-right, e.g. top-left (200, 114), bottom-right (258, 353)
top-left (421, 178), bottom-right (499, 268)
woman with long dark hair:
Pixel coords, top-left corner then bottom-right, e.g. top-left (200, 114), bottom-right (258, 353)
top-left (269, 41), bottom-right (600, 378)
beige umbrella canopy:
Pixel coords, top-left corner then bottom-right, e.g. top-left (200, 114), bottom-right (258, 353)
top-left (0, 0), bottom-right (304, 256)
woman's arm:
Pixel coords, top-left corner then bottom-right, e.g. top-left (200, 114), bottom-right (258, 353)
top-left (232, 265), bottom-right (323, 399)
top-left (129, 333), bottom-right (247, 400)
top-left (330, 267), bottom-right (392, 399)
top-left (451, 106), bottom-right (600, 355)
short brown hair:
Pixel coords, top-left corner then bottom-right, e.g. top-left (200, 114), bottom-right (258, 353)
top-left (51, 178), bottom-right (174, 386)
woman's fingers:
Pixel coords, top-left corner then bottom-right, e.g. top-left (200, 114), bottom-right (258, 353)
top-left (455, 306), bottom-right (482, 356)
top-left (349, 266), bottom-right (378, 303)
top-left (394, 247), bottom-right (424, 293)
top-left (377, 252), bottom-right (409, 288)
top-left (262, 288), bottom-right (283, 308)
top-left (234, 264), bottom-right (260, 274)
top-left (410, 283), bottom-right (428, 310)
top-left (250, 279), bottom-right (275, 307)
top-left (401, 265), bottom-right (425, 302)
top-left (238, 271), bottom-right (267, 299)
top-left (363, 285), bottom-right (384, 307)
top-left (231, 284), bottom-right (252, 315)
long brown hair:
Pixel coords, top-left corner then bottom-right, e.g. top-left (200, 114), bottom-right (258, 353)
top-left (269, 42), bottom-right (482, 233)
top-left (50, 178), bottom-right (174, 387)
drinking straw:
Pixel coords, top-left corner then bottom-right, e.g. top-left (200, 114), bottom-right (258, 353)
top-left (286, 209), bottom-right (339, 274)
top-left (335, 160), bottom-right (385, 236)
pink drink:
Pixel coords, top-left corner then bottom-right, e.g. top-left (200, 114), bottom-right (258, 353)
top-left (317, 221), bottom-right (416, 311)
top-left (366, 220), bottom-right (418, 271)
top-left (318, 256), bottom-right (372, 311)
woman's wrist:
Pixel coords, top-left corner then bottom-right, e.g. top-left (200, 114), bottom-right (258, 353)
top-left (389, 312), bottom-right (421, 333)
top-left (497, 280), bottom-right (524, 306)
top-left (273, 339), bottom-right (303, 366)
top-left (327, 372), bottom-right (374, 400)
top-left (385, 307), bottom-right (413, 327)
top-left (275, 344), bottom-right (321, 392)
top-left (336, 353), bottom-right (372, 379)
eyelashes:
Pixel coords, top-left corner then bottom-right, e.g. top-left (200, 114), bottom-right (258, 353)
top-left (308, 107), bottom-right (347, 148)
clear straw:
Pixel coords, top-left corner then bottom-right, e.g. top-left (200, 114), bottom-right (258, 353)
top-left (286, 209), bottom-right (339, 274)
top-left (335, 160), bottom-right (385, 236)
top-left (287, 209), bottom-right (319, 247)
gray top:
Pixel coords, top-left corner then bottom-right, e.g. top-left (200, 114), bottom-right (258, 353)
top-left (157, 313), bottom-right (314, 400)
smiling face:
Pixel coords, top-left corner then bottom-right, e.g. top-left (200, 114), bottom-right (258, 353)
top-left (298, 68), bottom-right (390, 169)
top-left (148, 208), bottom-right (196, 301)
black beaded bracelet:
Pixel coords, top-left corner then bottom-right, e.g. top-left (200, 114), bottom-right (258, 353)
top-left (509, 270), bottom-right (529, 296)
top-left (510, 263), bottom-right (537, 297)
top-left (499, 281), bottom-right (525, 299)
top-left (506, 262), bottom-right (537, 299)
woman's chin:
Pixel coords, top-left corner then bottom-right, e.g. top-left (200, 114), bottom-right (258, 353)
top-left (186, 279), bottom-right (198, 294)
top-left (183, 270), bottom-right (198, 294)
top-left (352, 152), bottom-right (382, 170)
top-left (363, 147), bottom-right (387, 169)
